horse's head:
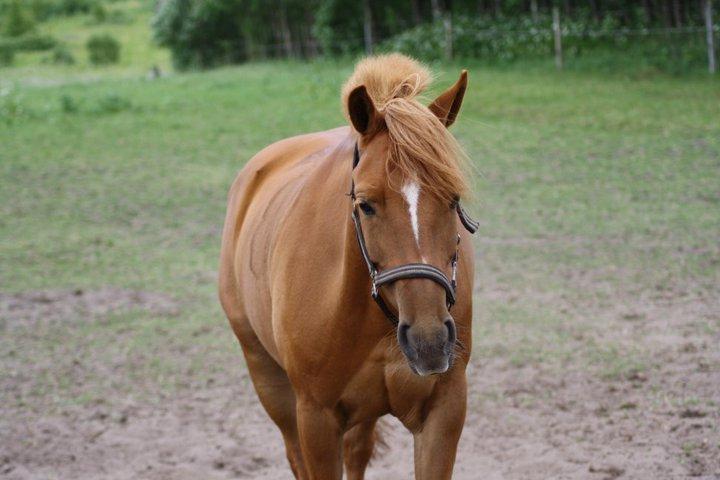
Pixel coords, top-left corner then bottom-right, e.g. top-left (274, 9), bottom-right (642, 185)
top-left (346, 67), bottom-right (470, 376)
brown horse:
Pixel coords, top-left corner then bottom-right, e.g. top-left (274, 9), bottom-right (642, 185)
top-left (219, 54), bottom-right (475, 479)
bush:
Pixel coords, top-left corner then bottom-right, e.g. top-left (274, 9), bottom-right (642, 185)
top-left (3, 0), bottom-right (36, 37)
top-left (0, 44), bottom-right (14, 66)
top-left (152, 0), bottom-right (246, 70)
top-left (51, 44), bottom-right (75, 64)
top-left (95, 93), bottom-right (131, 113)
top-left (60, 94), bottom-right (79, 113)
top-left (86, 33), bottom-right (120, 65)
top-left (56, 0), bottom-right (96, 15)
top-left (0, 87), bottom-right (28, 124)
top-left (0, 33), bottom-right (57, 52)
top-left (90, 2), bottom-right (106, 23)
top-left (15, 0), bottom-right (97, 21)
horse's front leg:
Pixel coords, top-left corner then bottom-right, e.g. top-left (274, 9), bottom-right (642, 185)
top-left (413, 374), bottom-right (467, 480)
top-left (296, 398), bottom-right (344, 480)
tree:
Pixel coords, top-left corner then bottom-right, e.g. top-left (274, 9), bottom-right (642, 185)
top-left (3, 0), bottom-right (36, 38)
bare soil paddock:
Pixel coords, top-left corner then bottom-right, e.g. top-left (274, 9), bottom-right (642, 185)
top-left (2, 256), bottom-right (718, 479)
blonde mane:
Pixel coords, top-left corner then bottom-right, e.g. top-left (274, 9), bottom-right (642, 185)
top-left (341, 54), bottom-right (469, 202)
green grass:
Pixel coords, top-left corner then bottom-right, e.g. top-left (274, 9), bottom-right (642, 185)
top-left (1, 59), bottom-right (719, 410)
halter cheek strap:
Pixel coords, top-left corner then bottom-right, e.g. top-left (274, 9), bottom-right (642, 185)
top-left (350, 143), bottom-right (477, 326)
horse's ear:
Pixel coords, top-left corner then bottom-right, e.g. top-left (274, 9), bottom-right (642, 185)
top-left (347, 85), bottom-right (379, 135)
top-left (428, 70), bottom-right (468, 128)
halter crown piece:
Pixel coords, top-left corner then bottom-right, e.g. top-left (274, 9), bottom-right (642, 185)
top-left (349, 143), bottom-right (478, 326)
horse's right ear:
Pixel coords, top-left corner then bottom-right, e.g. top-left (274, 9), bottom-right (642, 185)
top-left (347, 85), bottom-right (379, 136)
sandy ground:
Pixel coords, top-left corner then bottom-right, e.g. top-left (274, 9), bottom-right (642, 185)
top-left (1, 277), bottom-right (719, 479)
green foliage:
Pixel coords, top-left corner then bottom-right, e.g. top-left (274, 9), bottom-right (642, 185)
top-left (0, 42), bottom-right (13, 65)
top-left (3, 0), bottom-right (36, 37)
top-left (0, 33), bottom-right (57, 51)
top-left (94, 93), bottom-right (131, 113)
top-left (50, 43), bottom-right (75, 64)
top-left (86, 32), bottom-right (120, 64)
top-left (53, 0), bottom-right (96, 16)
top-left (152, 0), bottom-right (246, 70)
top-left (0, 86), bottom-right (28, 123)
top-left (312, 0), bottom-right (362, 56)
top-left (382, 15), bottom-right (562, 61)
top-left (59, 93), bottom-right (79, 112)
top-left (90, 1), bottom-right (106, 23)
top-left (2, 0), bottom-right (99, 21)
top-left (380, 13), bottom-right (714, 73)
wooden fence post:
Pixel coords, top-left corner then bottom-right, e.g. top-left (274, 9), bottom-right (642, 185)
top-left (706, 0), bottom-right (716, 74)
top-left (553, 6), bottom-right (563, 70)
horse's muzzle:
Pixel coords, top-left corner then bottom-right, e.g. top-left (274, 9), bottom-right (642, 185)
top-left (397, 319), bottom-right (457, 376)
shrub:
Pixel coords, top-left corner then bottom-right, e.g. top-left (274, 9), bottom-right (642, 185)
top-left (0, 44), bottom-right (14, 66)
top-left (60, 94), bottom-right (79, 113)
top-left (19, 0), bottom-right (97, 21)
top-left (57, 0), bottom-right (95, 15)
top-left (0, 33), bottom-right (57, 52)
top-left (86, 33), bottom-right (120, 65)
top-left (95, 93), bottom-right (131, 113)
top-left (90, 2), bottom-right (106, 23)
top-left (51, 44), bottom-right (75, 64)
top-left (0, 87), bottom-right (28, 124)
top-left (3, 0), bottom-right (36, 37)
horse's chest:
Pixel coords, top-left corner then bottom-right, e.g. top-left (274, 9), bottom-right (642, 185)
top-left (338, 342), bottom-right (437, 428)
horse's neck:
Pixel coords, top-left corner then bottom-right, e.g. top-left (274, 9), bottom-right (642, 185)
top-left (304, 139), bottom-right (380, 329)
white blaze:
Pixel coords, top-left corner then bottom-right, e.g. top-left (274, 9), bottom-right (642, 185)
top-left (401, 181), bottom-right (421, 248)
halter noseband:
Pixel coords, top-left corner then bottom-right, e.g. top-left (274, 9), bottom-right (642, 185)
top-left (350, 143), bottom-right (478, 326)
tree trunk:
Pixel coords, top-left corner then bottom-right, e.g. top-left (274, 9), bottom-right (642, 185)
top-left (363, 0), bottom-right (373, 55)
top-left (431, 0), bottom-right (442, 22)
top-left (642, 0), bottom-right (653, 23)
top-left (305, 10), bottom-right (319, 58)
top-left (279, 1), bottom-right (293, 58)
top-left (411, 0), bottom-right (422, 25)
top-left (673, 0), bottom-right (682, 26)
top-left (530, 0), bottom-right (538, 21)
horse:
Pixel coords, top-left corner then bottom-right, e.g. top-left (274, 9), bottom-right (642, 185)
top-left (219, 54), bottom-right (476, 480)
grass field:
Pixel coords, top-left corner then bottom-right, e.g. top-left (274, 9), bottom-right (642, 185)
top-left (1, 57), bottom-right (720, 478)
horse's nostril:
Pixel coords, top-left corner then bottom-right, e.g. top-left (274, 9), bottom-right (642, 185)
top-left (398, 323), bottom-right (411, 348)
top-left (444, 319), bottom-right (457, 345)
top-left (397, 323), bottom-right (419, 362)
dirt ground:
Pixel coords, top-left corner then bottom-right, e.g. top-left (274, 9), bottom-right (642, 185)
top-left (1, 269), bottom-right (719, 480)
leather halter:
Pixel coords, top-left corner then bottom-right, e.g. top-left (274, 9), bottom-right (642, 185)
top-left (349, 143), bottom-right (478, 326)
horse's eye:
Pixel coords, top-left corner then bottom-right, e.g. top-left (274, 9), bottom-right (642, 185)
top-left (359, 202), bottom-right (375, 216)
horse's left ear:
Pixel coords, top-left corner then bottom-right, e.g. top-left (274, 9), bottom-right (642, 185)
top-left (429, 70), bottom-right (468, 128)
top-left (347, 85), bottom-right (380, 136)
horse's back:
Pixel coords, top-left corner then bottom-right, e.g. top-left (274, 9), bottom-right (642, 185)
top-left (219, 126), bottom-right (349, 364)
